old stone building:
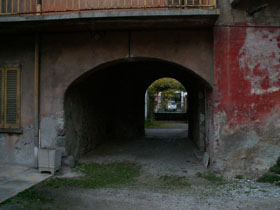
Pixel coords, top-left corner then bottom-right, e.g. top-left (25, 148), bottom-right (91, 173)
top-left (0, 0), bottom-right (279, 178)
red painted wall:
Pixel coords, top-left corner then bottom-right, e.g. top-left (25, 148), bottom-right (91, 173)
top-left (212, 25), bottom-right (280, 177)
top-left (214, 26), bottom-right (280, 127)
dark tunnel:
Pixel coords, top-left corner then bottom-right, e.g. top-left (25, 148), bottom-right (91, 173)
top-left (64, 58), bottom-right (210, 159)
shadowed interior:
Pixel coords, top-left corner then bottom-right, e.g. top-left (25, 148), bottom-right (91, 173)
top-left (64, 59), bottom-right (210, 159)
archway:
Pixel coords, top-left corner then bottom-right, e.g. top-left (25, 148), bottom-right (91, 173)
top-left (64, 58), bottom-right (211, 159)
top-left (145, 77), bottom-right (188, 122)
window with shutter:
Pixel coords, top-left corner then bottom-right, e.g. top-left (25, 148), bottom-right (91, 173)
top-left (0, 67), bottom-right (20, 130)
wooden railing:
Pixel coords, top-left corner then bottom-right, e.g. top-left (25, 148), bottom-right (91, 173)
top-left (0, 0), bottom-right (36, 15)
top-left (0, 0), bottom-right (216, 15)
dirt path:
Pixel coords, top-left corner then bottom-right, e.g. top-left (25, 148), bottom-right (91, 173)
top-left (1, 122), bottom-right (280, 210)
top-left (81, 122), bottom-right (206, 177)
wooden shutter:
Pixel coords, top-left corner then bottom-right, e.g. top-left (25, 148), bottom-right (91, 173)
top-left (0, 68), bottom-right (20, 129)
top-left (5, 69), bottom-right (20, 128)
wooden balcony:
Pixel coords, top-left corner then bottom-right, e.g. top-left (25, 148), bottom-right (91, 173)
top-left (0, 0), bottom-right (219, 33)
top-left (0, 0), bottom-right (216, 15)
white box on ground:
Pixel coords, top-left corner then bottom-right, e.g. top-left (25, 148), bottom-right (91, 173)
top-left (38, 148), bottom-right (62, 174)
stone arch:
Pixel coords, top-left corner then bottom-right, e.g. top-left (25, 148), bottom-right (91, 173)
top-left (64, 57), bottom-right (212, 97)
top-left (63, 57), bottom-right (212, 159)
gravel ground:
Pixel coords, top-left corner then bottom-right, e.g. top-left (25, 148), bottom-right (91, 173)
top-left (1, 122), bottom-right (280, 210)
top-left (10, 179), bottom-right (278, 210)
top-left (45, 184), bottom-right (280, 210)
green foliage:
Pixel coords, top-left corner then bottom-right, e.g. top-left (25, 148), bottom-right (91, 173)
top-left (196, 172), bottom-right (224, 183)
top-left (0, 188), bottom-right (53, 210)
top-left (257, 157), bottom-right (280, 187)
top-left (159, 175), bottom-right (190, 188)
top-left (235, 175), bottom-right (244, 180)
top-left (257, 173), bottom-right (280, 186)
top-left (269, 157), bottom-right (280, 174)
top-left (146, 78), bottom-right (186, 117)
top-left (148, 78), bottom-right (186, 93)
top-left (147, 78), bottom-right (186, 106)
top-left (44, 162), bottom-right (141, 189)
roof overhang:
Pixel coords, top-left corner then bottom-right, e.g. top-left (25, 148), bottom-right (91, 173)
top-left (0, 9), bottom-right (220, 33)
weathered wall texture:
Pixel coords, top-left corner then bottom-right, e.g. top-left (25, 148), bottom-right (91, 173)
top-left (38, 30), bottom-right (213, 155)
top-left (0, 35), bottom-right (35, 166)
top-left (212, 26), bottom-right (280, 177)
top-left (1, 1), bottom-right (279, 178)
top-left (0, 30), bottom-right (212, 166)
top-left (39, 32), bottom-right (129, 151)
top-left (218, 0), bottom-right (280, 26)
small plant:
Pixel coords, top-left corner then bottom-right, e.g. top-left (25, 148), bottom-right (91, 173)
top-left (257, 173), bottom-right (280, 186)
top-left (257, 157), bottom-right (280, 187)
top-left (44, 162), bottom-right (141, 189)
top-left (159, 175), bottom-right (190, 188)
top-left (196, 172), bottom-right (224, 183)
top-left (235, 175), bottom-right (244, 180)
top-left (269, 157), bottom-right (280, 174)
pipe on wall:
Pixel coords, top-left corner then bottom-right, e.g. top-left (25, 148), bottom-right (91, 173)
top-left (34, 33), bottom-right (40, 168)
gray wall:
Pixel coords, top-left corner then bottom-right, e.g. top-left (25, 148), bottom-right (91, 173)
top-left (0, 35), bottom-right (35, 166)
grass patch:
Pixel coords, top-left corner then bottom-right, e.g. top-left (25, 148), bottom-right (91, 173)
top-left (257, 157), bottom-right (280, 187)
top-left (0, 188), bottom-right (53, 210)
top-left (257, 173), bottom-right (280, 186)
top-left (269, 157), bottom-right (280, 174)
top-left (235, 175), bottom-right (244, 180)
top-left (145, 120), bottom-right (161, 128)
top-left (159, 175), bottom-right (190, 188)
top-left (145, 120), bottom-right (176, 128)
top-left (196, 172), bottom-right (224, 183)
top-left (44, 162), bottom-right (140, 189)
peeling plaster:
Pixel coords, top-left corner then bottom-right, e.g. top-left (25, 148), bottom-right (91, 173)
top-left (213, 111), bottom-right (226, 153)
top-left (213, 106), bottom-right (280, 178)
top-left (214, 26), bottom-right (280, 177)
top-left (239, 29), bottom-right (280, 95)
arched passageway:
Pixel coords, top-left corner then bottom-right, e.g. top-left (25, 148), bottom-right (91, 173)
top-left (144, 77), bottom-right (189, 146)
top-left (64, 58), bottom-right (211, 159)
